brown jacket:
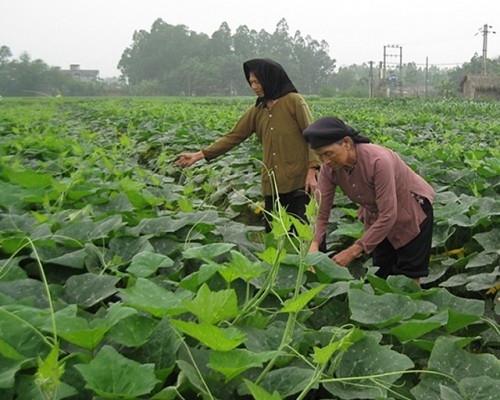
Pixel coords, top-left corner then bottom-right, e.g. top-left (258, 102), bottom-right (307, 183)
top-left (202, 92), bottom-right (320, 195)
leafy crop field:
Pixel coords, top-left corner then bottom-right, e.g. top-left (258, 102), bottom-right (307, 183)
top-left (0, 96), bottom-right (499, 399)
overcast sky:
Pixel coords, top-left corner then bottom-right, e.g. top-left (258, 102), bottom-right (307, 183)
top-left (2, 0), bottom-right (499, 78)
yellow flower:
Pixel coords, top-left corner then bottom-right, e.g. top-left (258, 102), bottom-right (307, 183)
top-left (253, 204), bottom-right (264, 215)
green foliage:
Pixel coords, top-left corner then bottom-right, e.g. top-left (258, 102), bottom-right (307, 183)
top-left (118, 18), bottom-right (334, 95)
top-left (0, 97), bottom-right (498, 399)
top-left (0, 50), bottom-right (112, 97)
top-left (75, 345), bottom-right (159, 398)
top-left (2, 34), bottom-right (500, 98)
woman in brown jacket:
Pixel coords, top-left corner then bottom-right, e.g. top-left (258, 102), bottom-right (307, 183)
top-left (176, 58), bottom-right (320, 231)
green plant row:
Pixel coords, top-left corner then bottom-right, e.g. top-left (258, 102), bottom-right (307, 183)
top-left (0, 97), bottom-right (498, 399)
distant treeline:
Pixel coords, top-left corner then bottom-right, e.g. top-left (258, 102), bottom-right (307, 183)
top-left (1, 18), bottom-right (499, 97)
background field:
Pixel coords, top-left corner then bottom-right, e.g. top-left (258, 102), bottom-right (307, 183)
top-left (0, 96), bottom-right (498, 399)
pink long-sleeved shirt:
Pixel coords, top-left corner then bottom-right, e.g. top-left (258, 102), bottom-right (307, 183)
top-left (314, 143), bottom-right (435, 254)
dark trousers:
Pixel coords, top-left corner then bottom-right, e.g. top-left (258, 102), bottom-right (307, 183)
top-left (264, 188), bottom-right (309, 233)
top-left (372, 197), bottom-right (433, 279)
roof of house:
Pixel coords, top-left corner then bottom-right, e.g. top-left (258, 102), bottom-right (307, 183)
top-left (461, 75), bottom-right (500, 89)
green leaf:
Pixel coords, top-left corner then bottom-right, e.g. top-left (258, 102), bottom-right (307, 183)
top-left (290, 214), bottom-right (313, 240)
top-left (55, 215), bottom-right (125, 242)
top-left (62, 272), bottom-right (120, 307)
top-left (0, 305), bottom-right (51, 357)
top-left (389, 311), bottom-right (449, 342)
top-left (177, 196), bottom-right (194, 212)
top-left (281, 284), bottom-right (327, 313)
top-left (150, 386), bottom-right (178, 400)
top-left (94, 192), bottom-right (135, 213)
top-left (53, 309), bottom-right (109, 350)
top-left (324, 334), bottom-right (414, 399)
top-left (218, 250), bottom-right (268, 283)
top-left (411, 336), bottom-right (500, 399)
top-left (182, 243), bottom-right (234, 260)
top-left (332, 220), bottom-right (364, 238)
top-left (0, 182), bottom-right (34, 211)
top-left (119, 177), bottom-right (144, 192)
top-left (311, 329), bottom-right (355, 365)
top-left (127, 251), bottom-right (174, 278)
top-left (35, 344), bottom-right (64, 399)
top-left (466, 251), bottom-right (498, 269)
top-left (137, 216), bottom-right (189, 234)
top-left (208, 349), bottom-right (278, 382)
top-left (42, 248), bottom-right (87, 269)
top-left (0, 338), bottom-right (25, 361)
top-left (473, 229), bottom-right (500, 253)
top-left (426, 289), bottom-right (484, 332)
top-left (439, 385), bottom-right (464, 400)
top-left (256, 246), bottom-right (286, 266)
top-left (0, 278), bottom-right (51, 308)
top-left (465, 267), bottom-right (500, 291)
top-left (184, 283), bottom-right (239, 324)
top-left (4, 168), bottom-right (53, 188)
top-left (106, 314), bottom-right (157, 347)
top-left (108, 235), bottom-right (154, 263)
top-left (75, 345), bottom-right (159, 398)
top-left (244, 322), bottom-right (287, 353)
top-left (459, 376), bottom-right (500, 400)
top-left (304, 252), bottom-right (353, 281)
top-left (119, 278), bottom-right (191, 317)
top-left (170, 320), bottom-right (245, 351)
top-left (0, 359), bottom-right (25, 389)
top-left (178, 261), bottom-right (222, 291)
top-left (434, 201), bottom-right (472, 226)
top-left (258, 366), bottom-right (315, 398)
top-left (268, 203), bottom-right (293, 237)
top-left (243, 379), bottom-right (282, 400)
top-left (125, 318), bottom-right (180, 381)
top-left (348, 288), bottom-right (417, 326)
top-left (176, 360), bottom-right (210, 397)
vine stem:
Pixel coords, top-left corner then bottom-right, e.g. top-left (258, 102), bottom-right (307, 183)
top-left (232, 237), bottom-right (284, 325)
top-left (174, 330), bottom-right (215, 400)
top-left (256, 233), bottom-right (310, 384)
top-left (320, 369), bottom-right (457, 385)
top-left (28, 238), bottom-right (58, 345)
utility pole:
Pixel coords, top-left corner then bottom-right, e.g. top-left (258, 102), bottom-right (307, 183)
top-left (368, 61), bottom-right (374, 98)
top-left (399, 46), bottom-right (403, 96)
top-left (425, 57), bottom-right (429, 98)
top-left (476, 24), bottom-right (496, 75)
top-left (378, 61), bottom-right (384, 97)
top-left (383, 44), bottom-right (403, 96)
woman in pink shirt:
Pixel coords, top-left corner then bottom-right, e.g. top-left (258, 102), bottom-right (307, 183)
top-left (303, 116), bottom-right (434, 282)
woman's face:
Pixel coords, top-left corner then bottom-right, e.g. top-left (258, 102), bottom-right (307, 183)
top-left (315, 139), bottom-right (351, 171)
top-left (248, 72), bottom-right (264, 97)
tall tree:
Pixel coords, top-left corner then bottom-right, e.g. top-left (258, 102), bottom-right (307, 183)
top-left (210, 22), bottom-right (233, 57)
top-left (268, 18), bottom-right (294, 62)
top-left (233, 25), bottom-right (258, 59)
top-left (118, 19), bottom-right (210, 86)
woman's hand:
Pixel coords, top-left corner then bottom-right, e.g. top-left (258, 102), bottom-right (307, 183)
top-left (175, 151), bottom-right (204, 167)
top-left (305, 168), bottom-right (318, 194)
top-left (309, 241), bottom-right (319, 253)
top-left (332, 244), bottom-right (363, 267)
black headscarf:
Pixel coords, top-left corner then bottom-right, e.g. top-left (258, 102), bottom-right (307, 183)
top-left (243, 58), bottom-right (297, 106)
top-left (303, 116), bottom-right (371, 149)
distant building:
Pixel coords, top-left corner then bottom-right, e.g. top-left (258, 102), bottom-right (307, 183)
top-left (460, 75), bottom-right (500, 100)
top-left (60, 64), bottom-right (99, 82)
